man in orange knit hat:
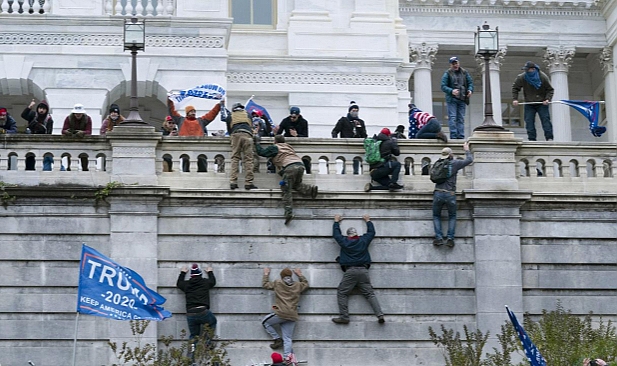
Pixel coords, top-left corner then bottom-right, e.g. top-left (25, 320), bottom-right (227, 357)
top-left (167, 99), bottom-right (221, 137)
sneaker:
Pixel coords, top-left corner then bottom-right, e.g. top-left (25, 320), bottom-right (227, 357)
top-left (284, 214), bottom-right (295, 225)
top-left (388, 182), bottom-right (404, 191)
top-left (433, 238), bottom-right (444, 246)
top-left (331, 317), bottom-right (350, 324)
top-left (245, 184), bottom-right (258, 190)
top-left (445, 238), bottom-right (455, 247)
top-left (436, 131), bottom-right (448, 143)
top-left (364, 183), bottom-right (372, 192)
top-left (378, 315), bottom-right (385, 324)
top-left (230, 183), bottom-right (238, 190)
top-left (269, 338), bottom-right (283, 349)
top-left (311, 186), bottom-right (318, 199)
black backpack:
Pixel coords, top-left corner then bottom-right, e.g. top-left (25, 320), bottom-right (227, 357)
top-left (430, 158), bottom-right (452, 184)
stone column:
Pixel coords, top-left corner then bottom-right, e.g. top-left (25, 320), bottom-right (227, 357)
top-left (409, 43), bottom-right (438, 114)
top-left (106, 125), bottom-right (162, 185)
top-left (466, 132), bottom-right (530, 350)
top-left (600, 47), bottom-right (616, 143)
top-left (544, 46), bottom-right (575, 142)
top-left (475, 47), bottom-right (507, 127)
top-left (396, 63), bottom-right (414, 125)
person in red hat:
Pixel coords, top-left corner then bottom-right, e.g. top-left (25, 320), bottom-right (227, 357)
top-left (0, 107), bottom-right (18, 134)
top-left (364, 128), bottom-right (404, 192)
top-left (270, 352), bottom-right (285, 366)
top-left (176, 263), bottom-right (217, 361)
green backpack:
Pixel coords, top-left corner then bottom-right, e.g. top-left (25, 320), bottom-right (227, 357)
top-left (364, 137), bottom-right (384, 165)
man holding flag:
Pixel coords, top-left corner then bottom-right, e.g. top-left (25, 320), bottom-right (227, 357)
top-left (512, 61), bottom-right (554, 142)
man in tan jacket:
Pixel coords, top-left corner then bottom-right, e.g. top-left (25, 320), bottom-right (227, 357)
top-left (262, 267), bottom-right (309, 360)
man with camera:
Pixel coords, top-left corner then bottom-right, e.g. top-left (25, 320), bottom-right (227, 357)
top-left (441, 56), bottom-right (473, 140)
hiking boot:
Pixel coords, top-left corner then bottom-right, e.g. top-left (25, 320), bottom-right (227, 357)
top-left (311, 186), bottom-right (318, 199)
top-left (284, 214), bottom-right (295, 225)
top-left (436, 131), bottom-right (448, 143)
top-left (378, 315), bottom-right (385, 324)
top-left (364, 183), bottom-right (372, 192)
top-left (245, 184), bottom-right (258, 190)
top-left (433, 238), bottom-right (444, 246)
top-left (388, 182), bottom-right (404, 191)
top-left (269, 338), bottom-right (283, 349)
top-left (230, 183), bottom-right (238, 190)
top-left (445, 238), bottom-right (455, 248)
top-left (331, 317), bottom-right (350, 324)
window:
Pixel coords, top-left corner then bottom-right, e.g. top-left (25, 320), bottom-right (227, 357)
top-left (231, 0), bottom-right (274, 26)
top-left (432, 99), bottom-right (448, 126)
top-left (501, 102), bottom-right (522, 127)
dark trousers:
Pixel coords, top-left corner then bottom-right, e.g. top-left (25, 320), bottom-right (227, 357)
top-left (524, 104), bottom-right (553, 141)
top-left (336, 267), bottom-right (383, 319)
top-left (370, 160), bottom-right (401, 187)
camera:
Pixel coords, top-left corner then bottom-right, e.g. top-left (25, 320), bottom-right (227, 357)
top-left (589, 360), bottom-right (598, 366)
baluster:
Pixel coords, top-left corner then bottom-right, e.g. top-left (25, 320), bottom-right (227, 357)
top-left (165, 0), bottom-right (173, 16)
top-left (16, 0), bottom-right (24, 14)
top-left (32, 0), bottom-right (41, 14)
top-left (1, 0), bottom-right (9, 13)
top-left (115, 0), bottom-right (123, 15)
top-left (42, 0), bottom-right (49, 13)
top-left (155, 0), bottom-right (163, 16)
top-left (135, 0), bottom-right (143, 15)
top-left (145, 0), bottom-right (153, 16)
top-left (104, 0), bottom-right (112, 15)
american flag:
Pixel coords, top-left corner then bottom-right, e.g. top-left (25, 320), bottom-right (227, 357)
top-left (506, 306), bottom-right (547, 366)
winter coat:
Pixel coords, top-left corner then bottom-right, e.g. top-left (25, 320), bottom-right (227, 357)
top-left (331, 115), bottom-right (367, 138)
top-left (176, 271), bottom-right (217, 312)
top-left (22, 101), bottom-right (53, 134)
top-left (262, 275), bottom-right (309, 321)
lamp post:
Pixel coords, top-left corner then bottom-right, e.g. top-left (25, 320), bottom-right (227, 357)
top-left (123, 16), bottom-right (147, 125)
top-left (473, 22), bottom-right (505, 131)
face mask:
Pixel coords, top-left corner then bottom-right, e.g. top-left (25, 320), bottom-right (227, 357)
top-left (349, 111), bottom-right (358, 119)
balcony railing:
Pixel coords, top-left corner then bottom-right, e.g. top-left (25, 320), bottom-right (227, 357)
top-left (0, 133), bottom-right (614, 195)
top-left (105, 0), bottom-right (175, 17)
top-left (0, 0), bottom-right (50, 14)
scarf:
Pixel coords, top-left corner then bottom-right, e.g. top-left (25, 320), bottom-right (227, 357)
top-left (178, 117), bottom-right (204, 136)
top-left (524, 69), bottom-right (542, 90)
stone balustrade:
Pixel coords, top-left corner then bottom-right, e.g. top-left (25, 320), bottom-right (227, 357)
top-left (0, 127), bottom-right (614, 194)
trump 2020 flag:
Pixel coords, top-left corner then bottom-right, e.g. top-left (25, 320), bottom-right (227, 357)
top-left (168, 84), bottom-right (226, 109)
top-left (557, 100), bottom-right (606, 137)
top-left (77, 244), bottom-right (171, 321)
top-left (506, 306), bottom-right (546, 366)
top-left (245, 98), bottom-right (274, 125)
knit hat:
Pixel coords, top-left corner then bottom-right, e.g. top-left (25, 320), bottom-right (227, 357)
top-left (348, 101), bottom-right (359, 112)
top-left (449, 56), bottom-right (459, 64)
top-left (380, 128), bottom-right (391, 136)
top-left (290, 106), bottom-right (300, 115)
top-left (0, 108), bottom-right (6, 116)
top-left (522, 61), bottom-right (537, 70)
top-left (109, 104), bottom-right (120, 114)
top-left (271, 352), bottom-right (283, 363)
top-left (280, 268), bottom-right (293, 278)
top-left (190, 263), bottom-right (203, 277)
top-left (441, 147), bottom-right (452, 157)
top-left (346, 227), bottom-right (358, 236)
top-left (396, 125), bottom-right (405, 132)
top-left (185, 105), bottom-right (196, 114)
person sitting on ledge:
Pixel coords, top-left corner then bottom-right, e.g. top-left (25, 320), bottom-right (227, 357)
top-left (100, 104), bottom-right (125, 135)
top-left (365, 128), bottom-right (404, 192)
top-left (62, 104), bottom-right (92, 137)
top-left (408, 104), bottom-right (448, 142)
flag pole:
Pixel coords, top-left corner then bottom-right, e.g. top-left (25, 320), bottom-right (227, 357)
top-left (71, 312), bottom-right (80, 366)
top-left (517, 101), bottom-right (605, 105)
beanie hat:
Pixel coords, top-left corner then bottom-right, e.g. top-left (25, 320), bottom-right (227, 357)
top-left (185, 105), bottom-right (196, 114)
top-left (441, 147), bottom-right (452, 157)
top-left (0, 108), bottom-right (7, 116)
top-left (190, 263), bottom-right (203, 277)
top-left (380, 128), bottom-right (391, 136)
top-left (348, 101), bottom-right (359, 112)
top-left (290, 106), bottom-right (300, 115)
top-left (346, 227), bottom-right (358, 236)
top-left (271, 352), bottom-right (283, 363)
top-left (280, 268), bottom-right (293, 278)
top-left (109, 104), bottom-right (120, 114)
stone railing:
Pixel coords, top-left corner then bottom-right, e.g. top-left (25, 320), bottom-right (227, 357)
top-left (0, 0), bottom-right (50, 14)
top-left (0, 127), bottom-right (614, 194)
top-left (104, 0), bottom-right (175, 17)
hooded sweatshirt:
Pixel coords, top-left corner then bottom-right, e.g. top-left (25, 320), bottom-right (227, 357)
top-left (22, 100), bottom-right (53, 134)
top-left (262, 275), bottom-right (309, 321)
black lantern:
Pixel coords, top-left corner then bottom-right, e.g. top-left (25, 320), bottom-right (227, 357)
top-left (474, 22), bottom-right (505, 131)
top-left (122, 17), bottom-right (147, 125)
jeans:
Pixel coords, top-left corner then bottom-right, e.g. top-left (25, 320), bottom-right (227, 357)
top-left (447, 98), bottom-right (466, 139)
top-left (370, 160), bottom-right (401, 187)
top-left (416, 119), bottom-right (441, 139)
top-left (187, 309), bottom-right (217, 341)
top-left (336, 267), bottom-right (383, 319)
top-left (433, 191), bottom-right (457, 240)
top-left (43, 156), bottom-right (53, 171)
top-left (524, 104), bottom-right (553, 141)
top-left (262, 313), bottom-right (296, 357)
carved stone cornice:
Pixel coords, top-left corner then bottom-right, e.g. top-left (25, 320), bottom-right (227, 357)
top-left (543, 46), bottom-right (575, 73)
top-left (474, 47), bottom-right (508, 72)
top-left (400, 3), bottom-right (601, 15)
top-left (0, 33), bottom-right (225, 48)
top-left (598, 46), bottom-right (613, 75)
top-left (227, 72), bottom-right (395, 86)
top-left (409, 42), bottom-right (438, 70)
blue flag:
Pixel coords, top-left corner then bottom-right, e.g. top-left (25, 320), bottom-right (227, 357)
top-left (506, 306), bottom-right (546, 366)
top-left (168, 84), bottom-right (226, 107)
top-left (245, 98), bottom-right (273, 125)
top-left (557, 100), bottom-right (606, 137)
top-left (77, 244), bottom-right (172, 321)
